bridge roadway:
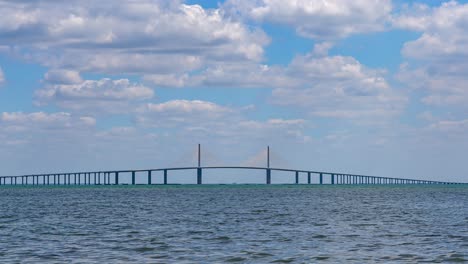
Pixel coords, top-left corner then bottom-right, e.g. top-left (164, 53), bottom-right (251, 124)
top-left (0, 166), bottom-right (465, 186)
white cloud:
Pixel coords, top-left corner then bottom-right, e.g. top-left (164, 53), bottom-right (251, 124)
top-left (36, 74), bottom-right (154, 114)
top-left (395, 1), bottom-right (468, 108)
top-left (144, 100), bottom-right (232, 115)
top-left (0, 1), bottom-right (269, 74)
top-left (275, 52), bottom-right (406, 122)
top-left (79, 116), bottom-right (96, 126)
top-left (223, 0), bottom-right (392, 39)
top-left (392, 3), bottom-right (432, 31)
top-left (311, 42), bottom-right (334, 57)
top-left (145, 63), bottom-right (290, 88)
top-left (267, 119), bottom-right (305, 126)
top-left (143, 74), bottom-right (190, 88)
top-left (136, 100), bottom-right (236, 128)
top-left (0, 66), bottom-right (4, 84)
top-left (135, 99), bottom-right (310, 143)
top-left (40, 50), bottom-right (204, 75)
top-left (0, 111), bottom-right (101, 173)
top-left (44, 69), bottom-right (82, 84)
top-left (0, 111), bottom-right (95, 134)
top-left (146, 46), bottom-right (405, 123)
top-left (0, 2), bottom-right (40, 33)
top-left (428, 119), bottom-right (468, 133)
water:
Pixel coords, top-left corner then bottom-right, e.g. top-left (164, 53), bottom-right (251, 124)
top-left (0, 185), bottom-right (467, 263)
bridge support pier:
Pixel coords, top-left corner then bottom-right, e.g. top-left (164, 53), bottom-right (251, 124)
top-left (295, 171), bottom-right (299, 184)
top-left (148, 171), bottom-right (152, 185)
top-left (266, 169), bottom-right (271, 184)
top-left (308, 172), bottom-right (311, 184)
top-left (331, 174), bottom-right (335, 185)
top-left (132, 171), bottom-right (136, 185)
top-left (164, 170), bottom-right (168, 185)
top-left (319, 173), bottom-right (323, 184)
top-left (197, 168), bottom-right (202, 184)
top-left (115, 172), bottom-right (119, 185)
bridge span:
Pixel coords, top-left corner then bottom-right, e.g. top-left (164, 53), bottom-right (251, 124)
top-left (0, 165), bottom-right (464, 186)
top-left (0, 145), bottom-right (465, 186)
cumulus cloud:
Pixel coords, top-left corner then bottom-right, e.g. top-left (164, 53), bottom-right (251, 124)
top-left (44, 69), bottom-right (82, 84)
top-left (144, 100), bottom-right (232, 115)
top-left (146, 46), bottom-right (406, 123)
top-left (135, 99), bottom-right (310, 142)
top-left (398, 2), bottom-right (468, 60)
top-left (271, 52), bottom-right (406, 122)
top-left (137, 100), bottom-right (233, 127)
top-left (223, 0), bottom-right (392, 39)
top-left (137, 100), bottom-right (238, 128)
top-left (145, 63), bottom-right (289, 88)
top-left (0, 111), bottom-right (95, 137)
top-left (428, 119), bottom-right (468, 133)
top-left (0, 0), bottom-right (269, 74)
top-left (395, 1), bottom-right (468, 108)
top-left (0, 110), bottom-right (101, 174)
top-left (1, 111), bottom-right (94, 125)
top-left (36, 73), bottom-right (154, 114)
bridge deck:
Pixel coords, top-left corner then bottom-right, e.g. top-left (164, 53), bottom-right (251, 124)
top-left (0, 166), bottom-right (465, 186)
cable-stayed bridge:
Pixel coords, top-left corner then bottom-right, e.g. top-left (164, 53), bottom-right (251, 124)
top-left (0, 145), bottom-right (465, 186)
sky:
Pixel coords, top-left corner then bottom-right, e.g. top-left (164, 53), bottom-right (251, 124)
top-left (1, 0), bottom-right (468, 183)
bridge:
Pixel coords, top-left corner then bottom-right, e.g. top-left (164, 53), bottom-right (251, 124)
top-left (0, 145), bottom-right (465, 186)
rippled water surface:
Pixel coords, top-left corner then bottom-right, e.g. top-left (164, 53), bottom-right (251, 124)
top-left (0, 185), bottom-right (467, 263)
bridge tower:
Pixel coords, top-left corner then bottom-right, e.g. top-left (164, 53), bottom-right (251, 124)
top-left (267, 146), bottom-right (270, 168)
top-left (266, 146), bottom-right (271, 184)
top-left (197, 143), bottom-right (202, 184)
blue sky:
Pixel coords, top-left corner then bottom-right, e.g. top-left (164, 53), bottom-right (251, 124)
top-left (1, 0), bottom-right (468, 183)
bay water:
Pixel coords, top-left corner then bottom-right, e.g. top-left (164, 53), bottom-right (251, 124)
top-left (0, 185), bottom-right (467, 263)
